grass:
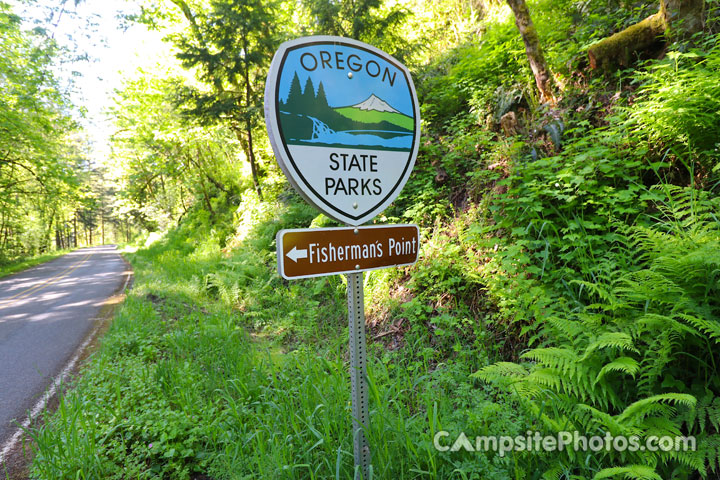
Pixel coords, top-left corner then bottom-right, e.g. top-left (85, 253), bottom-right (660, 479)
top-left (0, 249), bottom-right (74, 279)
top-left (26, 200), bottom-right (532, 479)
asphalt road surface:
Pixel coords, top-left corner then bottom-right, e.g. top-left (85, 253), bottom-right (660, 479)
top-left (0, 245), bottom-right (127, 447)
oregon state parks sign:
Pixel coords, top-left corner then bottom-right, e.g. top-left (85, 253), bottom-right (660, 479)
top-left (265, 36), bottom-right (421, 226)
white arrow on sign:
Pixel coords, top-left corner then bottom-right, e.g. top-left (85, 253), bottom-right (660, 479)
top-left (286, 246), bottom-right (308, 263)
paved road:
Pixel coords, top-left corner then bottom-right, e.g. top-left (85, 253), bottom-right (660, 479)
top-left (0, 245), bottom-right (127, 446)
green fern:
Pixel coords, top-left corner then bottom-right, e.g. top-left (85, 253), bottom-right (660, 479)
top-left (592, 465), bottom-right (662, 480)
top-left (594, 357), bottom-right (639, 384)
top-left (476, 174), bottom-right (720, 477)
top-left (581, 333), bottom-right (638, 360)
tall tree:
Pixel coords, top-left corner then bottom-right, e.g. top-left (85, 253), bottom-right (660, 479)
top-left (165, 0), bottom-right (282, 201)
top-left (0, 2), bottom-right (88, 258)
top-left (301, 0), bottom-right (410, 59)
top-left (506, 0), bottom-right (554, 103)
top-left (110, 71), bottom-right (243, 232)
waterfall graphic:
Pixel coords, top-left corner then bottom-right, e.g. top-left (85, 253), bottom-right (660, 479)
top-left (297, 115), bottom-right (413, 149)
top-left (310, 116), bottom-right (335, 140)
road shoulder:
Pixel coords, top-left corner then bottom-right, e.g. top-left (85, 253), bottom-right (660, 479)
top-left (0, 254), bottom-right (133, 480)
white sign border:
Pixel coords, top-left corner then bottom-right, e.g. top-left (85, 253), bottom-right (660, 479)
top-left (276, 224), bottom-right (420, 280)
top-left (264, 36), bottom-right (421, 226)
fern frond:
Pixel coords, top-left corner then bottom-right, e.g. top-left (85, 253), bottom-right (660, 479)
top-left (522, 347), bottom-right (580, 375)
top-left (574, 404), bottom-right (635, 436)
top-left (676, 313), bottom-right (720, 343)
top-left (581, 332), bottom-right (638, 360)
top-left (635, 313), bottom-right (697, 338)
top-left (471, 362), bottom-right (529, 384)
top-left (542, 465), bottom-right (564, 480)
top-left (592, 465), bottom-right (662, 480)
top-left (570, 279), bottom-right (620, 309)
top-left (617, 394), bottom-right (696, 425)
top-left (595, 357), bottom-right (639, 384)
top-left (546, 315), bottom-right (588, 342)
top-left (662, 446), bottom-right (706, 478)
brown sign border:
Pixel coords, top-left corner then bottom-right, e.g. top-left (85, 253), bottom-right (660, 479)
top-left (276, 224), bottom-right (419, 280)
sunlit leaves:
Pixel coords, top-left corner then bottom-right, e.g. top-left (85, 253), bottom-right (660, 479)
top-left (0, 1), bottom-right (86, 258)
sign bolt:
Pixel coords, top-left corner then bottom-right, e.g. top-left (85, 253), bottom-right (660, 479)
top-left (355, 264), bottom-right (360, 270)
top-left (353, 202), bottom-right (358, 209)
top-left (348, 72), bottom-right (353, 79)
top-left (354, 228), bottom-right (359, 235)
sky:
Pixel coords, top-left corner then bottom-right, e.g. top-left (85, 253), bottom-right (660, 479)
top-left (7, 0), bottom-right (170, 164)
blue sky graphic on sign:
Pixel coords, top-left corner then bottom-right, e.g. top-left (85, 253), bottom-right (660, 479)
top-left (278, 45), bottom-right (414, 115)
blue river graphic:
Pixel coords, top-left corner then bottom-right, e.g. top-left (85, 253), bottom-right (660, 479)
top-left (281, 112), bottom-right (414, 150)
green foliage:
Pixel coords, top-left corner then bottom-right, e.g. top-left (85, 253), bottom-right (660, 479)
top-left (490, 119), bottom-right (651, 285)
top-left (418, 21), bottom-right (527, 128)
top-left (477, 187), bottom-right (720, 477)
top-left (457, 13), bottom-right (720, 477)
top-left (627, 33), bottom-right (720, 179)
top-left (299, 0), bottom-right (411, 59)
top-left (30, 197), bottom-right (532, 479)
top-left (0, 248), bottom-right (72, 278)
top-left (0, 1), bottom-right (90, 258)
top-left (110, 71), bottom-right (247, 233)
top-left (592, 465), bottom-right (663, 480)
top-left (168, 0), bottom-right (280, 126)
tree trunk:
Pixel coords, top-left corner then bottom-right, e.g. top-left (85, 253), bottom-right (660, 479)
top-left (179, 185), bottom-right (188, 215)
top-left (241, 33), bottom-right (263, 201)
top-left (662, 0), bottom-right (704, 37)
top-left (588, 0), bottom-right (704, 71)
top-left (46, 212), bottom-right (55, 252)
top-left (235, 127), bottom-right (263, 201)
top-left (197, 172), bottom-right (215, 216)
top-left (193, 147), bottom-right (229, 193)
top-left (245, 122), bottom-right (263, 201)
top-left (506, 0), bottom-right (555, 103)
top-left (0, 206), bottom-right (7, 251)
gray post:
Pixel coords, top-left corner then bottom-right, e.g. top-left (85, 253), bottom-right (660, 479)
top-left (347, 271), bottom-right (371, 479)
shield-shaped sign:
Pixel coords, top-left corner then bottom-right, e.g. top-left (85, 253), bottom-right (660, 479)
top-left (265, 36), bottom-right (420, 226)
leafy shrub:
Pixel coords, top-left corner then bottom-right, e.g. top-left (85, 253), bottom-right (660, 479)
top-left (627, 34), bottom-right (720, 181)
top-left (476, 188), bottom-right (720, 478)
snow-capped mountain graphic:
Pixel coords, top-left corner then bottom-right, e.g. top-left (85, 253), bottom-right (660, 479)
top-left (351, 94), bottom-right (400, 114)
top-left (279, 72), bottom-right (414, 151)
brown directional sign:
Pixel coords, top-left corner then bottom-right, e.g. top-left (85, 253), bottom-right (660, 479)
top-left (276, 224), bottom-right (419, 280)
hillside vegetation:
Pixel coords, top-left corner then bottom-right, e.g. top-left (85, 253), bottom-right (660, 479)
top-left (12, 0), bottom-right (720, 479)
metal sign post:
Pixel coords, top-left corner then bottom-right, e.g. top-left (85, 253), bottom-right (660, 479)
top-left (264, 35), bottom-right (421, 478)
top-left (347, 272), bottom-right (370, 479)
